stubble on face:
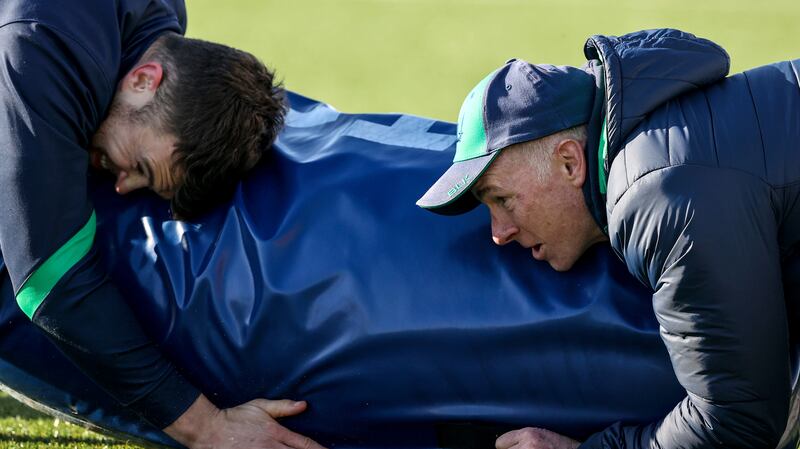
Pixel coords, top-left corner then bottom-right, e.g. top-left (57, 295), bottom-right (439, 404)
top-left (473, 141), bottom-right (606, 272)
top-left (91, 100), bottom-right (180, 199)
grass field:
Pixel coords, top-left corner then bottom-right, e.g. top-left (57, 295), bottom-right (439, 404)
top-left (0, 393), bottom-right (140, 449)
top-left (3, 1), bottom-right (799, 447)
top-left (187, 0), bottom-right (800, 121)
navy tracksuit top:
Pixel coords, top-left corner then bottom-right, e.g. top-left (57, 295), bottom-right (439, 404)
top-left (0, 0), bottom-right (199, 427)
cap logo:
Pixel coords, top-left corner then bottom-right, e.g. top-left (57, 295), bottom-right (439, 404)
top-left (447, 174), bottom-right (472, 197)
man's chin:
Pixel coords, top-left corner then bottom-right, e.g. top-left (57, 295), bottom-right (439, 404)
top-left (547, 255), bottom-right (578, 272)
top-left (549, 262), bottom-right (571, 272)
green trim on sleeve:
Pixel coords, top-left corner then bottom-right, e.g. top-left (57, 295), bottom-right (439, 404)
top-left (598, 118), bottom-right (608, 195)
top-left (16, 211), bottom-right (97, 319)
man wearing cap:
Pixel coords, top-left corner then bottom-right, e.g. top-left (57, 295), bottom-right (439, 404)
top-left (418, 29), bottom-right (799, 448)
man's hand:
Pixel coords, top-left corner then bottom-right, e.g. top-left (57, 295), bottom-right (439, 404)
top-left (164, 394), bottom-right (326, 449)
top-left (496, 427), bottom-right (580, 449)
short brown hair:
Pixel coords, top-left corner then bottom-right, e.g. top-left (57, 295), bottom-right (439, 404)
top-left (145, 33), bottom-right (286, 220)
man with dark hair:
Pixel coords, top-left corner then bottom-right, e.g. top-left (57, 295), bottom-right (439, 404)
top-left (0, 1), bottom-right (324, 448)
top-left (100, 32), bottom-right (286, 219)
top-left (417, 29), bottom-right (799, 448)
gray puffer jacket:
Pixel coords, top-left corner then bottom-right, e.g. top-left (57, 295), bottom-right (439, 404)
top-left (579, 29), bottom-right (800, 449)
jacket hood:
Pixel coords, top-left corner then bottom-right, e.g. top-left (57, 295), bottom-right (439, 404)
top-left (584, 28), bottom-right (730, 167)
top-left (578, 29), bottom-right (730, 233)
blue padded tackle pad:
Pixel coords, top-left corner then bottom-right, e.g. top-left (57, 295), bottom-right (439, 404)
top-left (0, 93), bottom-right (687, 448)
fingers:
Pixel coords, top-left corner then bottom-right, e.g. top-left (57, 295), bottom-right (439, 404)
top-left (252, 399), bottom-right (308, 418)
top-left (255, 402), bottom-right (326, 449)
top-left (280, 427), bottom-right (327, 449)
top-left (496, 428), bottom-right (522, 449)
top-left (497, 427), bottom-right (579, 449)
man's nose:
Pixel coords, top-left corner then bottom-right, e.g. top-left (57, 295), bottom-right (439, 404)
top-left (114, 171), bottom-right (147, 195)
top-left (115, 171), bottom-right (133, 194)
top-left (491, 216), bottom-right (518, 246)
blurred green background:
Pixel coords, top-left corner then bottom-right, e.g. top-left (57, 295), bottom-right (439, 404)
top-left (3, 1), bottom-right (800, 447)
top-left (188, 0), bottom-right (800, 122)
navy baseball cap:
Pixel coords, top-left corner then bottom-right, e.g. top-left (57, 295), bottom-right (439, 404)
top-left (416, 59), bottom-right (595, 215)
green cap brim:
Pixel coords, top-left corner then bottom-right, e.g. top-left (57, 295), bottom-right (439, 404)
top-left (415, 151), bottom-right (500, 216)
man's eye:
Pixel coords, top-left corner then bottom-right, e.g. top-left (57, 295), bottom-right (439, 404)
top-left (495, 196), bottom-right (511, 208)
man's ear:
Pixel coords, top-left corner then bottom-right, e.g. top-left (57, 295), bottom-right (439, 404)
top-left (554, 139), bottom-right (586, 187)
top-left (119, 62), bottom-right (164, 108)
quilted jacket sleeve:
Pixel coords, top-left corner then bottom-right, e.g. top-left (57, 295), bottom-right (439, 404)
top-left (581, 164), bottom-right (791, 448)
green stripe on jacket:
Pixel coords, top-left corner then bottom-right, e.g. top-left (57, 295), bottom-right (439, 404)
top-left (16, 211), bottom-right (96, 319)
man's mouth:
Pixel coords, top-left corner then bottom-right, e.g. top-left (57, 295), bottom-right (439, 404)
top-left (90, 150), bottom-right (102, 169)
top-left (90, 150), bottom-right (114, 172)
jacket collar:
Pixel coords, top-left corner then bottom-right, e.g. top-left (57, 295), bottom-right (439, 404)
top-left (580, 28), bottom-right (731, 232)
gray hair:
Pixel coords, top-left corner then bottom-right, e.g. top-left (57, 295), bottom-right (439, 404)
top-left (512, 125), bottom-right (587, 183)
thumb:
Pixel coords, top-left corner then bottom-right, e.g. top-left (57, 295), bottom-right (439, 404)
top-left (252, 399), bottom-right (308, 418)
